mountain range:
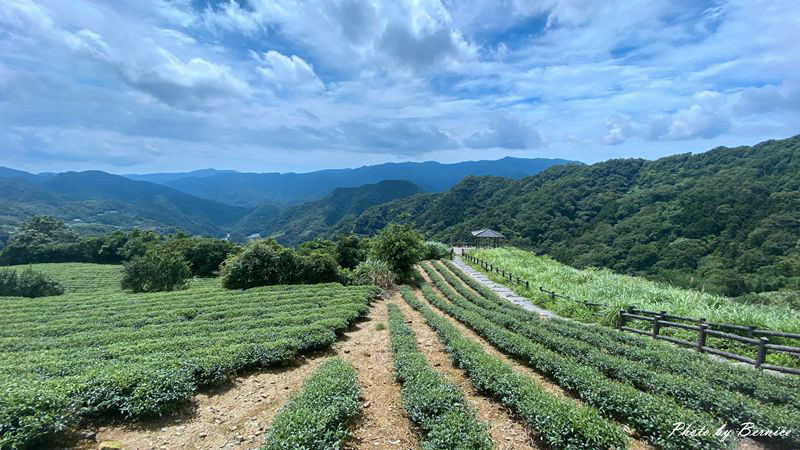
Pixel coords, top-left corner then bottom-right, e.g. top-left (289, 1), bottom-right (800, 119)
top-left (150, 157), bottom-right (577, 207)
top-left (0, 156), bottom-right (573, 238)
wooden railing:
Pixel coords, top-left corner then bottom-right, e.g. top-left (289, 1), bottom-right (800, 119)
top-left (462, 252), bottom-right (530, 289)
top-left (461, 251), bottom-right (800, 375)
top-left (619, 308), bottom-right (800, 375)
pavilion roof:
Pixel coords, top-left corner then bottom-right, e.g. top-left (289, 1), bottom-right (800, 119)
top-left (471, 229), bottom-right (505, 238)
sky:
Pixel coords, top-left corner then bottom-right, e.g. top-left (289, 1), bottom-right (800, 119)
top-left (1, 0), bottom-right (799, 174)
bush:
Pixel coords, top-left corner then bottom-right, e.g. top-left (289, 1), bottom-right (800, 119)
top-left (353, 259), bottom-right (396, 290)
top-left (121, 250), bottom-right (191, 293)
top-left (160, 237), bottom-right (240, 277)
top-left (369, 224), bottom-right (423, 281)
top-left (422, 241), bottom-right (450, 260)
top-left (220, 240), bottom-right (340, 289)
top-left (0, 267), bottom-right (65, 297)
top-left (296, 253), bottom-right (340, 284)
top-left (334, 235), bottom-right (367, 269)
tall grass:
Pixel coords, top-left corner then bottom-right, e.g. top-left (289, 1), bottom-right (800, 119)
top-left (469, 247), bottom-right (800, 334)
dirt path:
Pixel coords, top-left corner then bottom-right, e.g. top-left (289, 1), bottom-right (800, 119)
top-left (337, 298), bottom-right (418, 449)
top-left (72, 298), bottom-right (417, 450)
top-left (392, 297), bottom-right (538, 449)
top-left (416, 268), bottom-right (572, 400)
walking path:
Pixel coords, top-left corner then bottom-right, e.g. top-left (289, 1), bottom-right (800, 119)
top-left (451, 252), bottom-right (560, 319)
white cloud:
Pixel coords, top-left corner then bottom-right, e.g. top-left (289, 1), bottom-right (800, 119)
top-left (734, 79), bottom-right (800, 115)
top-left (464, 114), bottom-right (544, 149)
top-left (254, 50), bottom-right (324, 94)
top-left (660, 91), bottom-right (732, 141)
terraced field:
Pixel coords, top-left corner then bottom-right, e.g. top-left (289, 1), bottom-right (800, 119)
top-left (2, 261), bottom-right (798, 449)
top-left (0, 273), bottom-right (378, 448)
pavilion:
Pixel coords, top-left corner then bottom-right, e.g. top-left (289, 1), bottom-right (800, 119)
top-left (471, 229), bottom-right (505, 248)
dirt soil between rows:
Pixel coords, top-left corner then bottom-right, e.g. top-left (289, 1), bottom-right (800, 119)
top-left (66, 297), bottom-right (418, 450)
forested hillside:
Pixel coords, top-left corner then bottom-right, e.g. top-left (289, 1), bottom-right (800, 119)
top-left (234, 180), bottom-right (424, 245)
top-left (161, 157), bottom-right (575, 206)
top-left (347, 136), bottom-right (800, 297)
top-left (0, 171), bottom-right (249, 237)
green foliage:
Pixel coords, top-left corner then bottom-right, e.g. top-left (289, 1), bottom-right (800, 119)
top-left (334, 235), bottom-right (368, 269)
top-left (387, 304), bottom-right (492, 449)
top-left (352, 259), bottom-right (396, 290)
top-left (468, 247), bottom-right (800, 340)
top-left (0, 215), bottom-right (79, 265)
top-left (352, 136), bottom-right (800, 297)
top-left (0, 263), bottom-right (122, 294)
top-left (422, 241), bottom-right (450, 260)
top-left (121, 249), bottom-right (191, 293)
top-left (429, 261), bottom-right (800, 447)
top-left (220, 239), bottom-right (340, 289)
top-left (0, 280), bottom-right (378, 448)
top-left (263, 358), bottom-right (361, 449)
top-left (413, 266), bottom-right (729, 450)
top-left (160, 236), bottom-right (240, 277)
top-left (369, 224), bottom-right (423, 281)
top-left (0, 266), bottom-right (65, 297)
top-left (297, 238), bottom-right (336, 257)
top-left (399, 286), bottom-right (628, 450)
top-left (235, 180), bottom-right (424, 246)
top-left (442, 259), bottom-right (800, 409)
top-left (296, 252), bottom-right (340, 284)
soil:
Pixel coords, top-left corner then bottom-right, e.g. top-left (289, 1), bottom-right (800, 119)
top-left (68, 298), bottom-right (418, 450)
top-left (392, 297), bottom-right (539, 449)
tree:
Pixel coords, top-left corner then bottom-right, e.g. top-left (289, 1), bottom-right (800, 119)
top-left (369, 224), bottom-right (423, 281)
top-left (334, 235), bottom-right (367, 269)
top-left (0, 216), bottom-right (79, 265)
top-left (121, 249), bottom-right (191, 293)
top-left (220, 240), bottom-right (299, 289)
top-left (160, 237), bottom-right (240, 277)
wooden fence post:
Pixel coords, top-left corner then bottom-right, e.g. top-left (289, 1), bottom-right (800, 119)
top-left (755, 337), bottom-right (769, 369)
top-left (697, 322), bottom-right (708, 353)
top-left (618, 309), bottom-right (626, 330)
top-left (747, 325), bottom-right (755, 339)
top-left (525, 280), bottom-right (529, 289)
top-left (653, 311), bottom-right (664, 338)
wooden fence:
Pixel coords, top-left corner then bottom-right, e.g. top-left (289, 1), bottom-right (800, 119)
top-left (462, 253), bottom-right (530, 289)
top-left (619, 308), bottom-right (800, 375)
top-left (461, 251), bottom-right (800, 375)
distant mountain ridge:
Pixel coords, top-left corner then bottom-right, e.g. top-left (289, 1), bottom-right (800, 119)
top-left (156, 157), bottom-right (579, 206)
top-left (0, 170), bottom-right (248, 236)
top-left (232, 179), bottom-right (424, 245)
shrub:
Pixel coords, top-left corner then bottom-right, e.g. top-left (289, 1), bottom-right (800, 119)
top-left (422, 241), bottom-right (450, 260)
top-left (121, 250), bottom-right (191, 293)
top-left (369, 224), bottom-right (423, 281)
top-left (220, 240), bottom-right (297, 289)
top-left (352, 259), bottom-right (396, 290)
top-left (220, 240), bottom-right (339, 289)
top-left (0, 267), bottom-right (65, 297)
top-left (160, 237), bottom-right (240, 277)
top-left (334, 235), bottom-right (367, 269)
top-left (295, 253), bottom-right (340, 284)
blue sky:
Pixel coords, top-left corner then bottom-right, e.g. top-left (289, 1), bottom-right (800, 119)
top-left (1, 0), bottom-right (798, 173)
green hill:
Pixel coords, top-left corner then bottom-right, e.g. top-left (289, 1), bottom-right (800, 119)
top-left (235, 179), bottom-right (424, 245)
top-left (0, 172), bottom-right (249, 237)
top-left (346, 136), bottom-right (800, 297)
